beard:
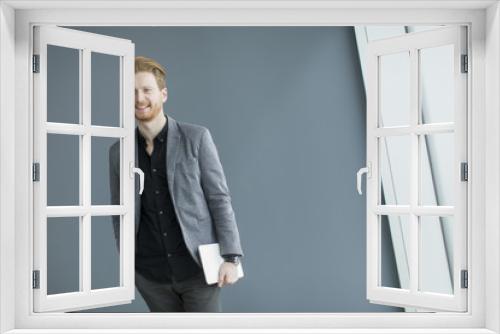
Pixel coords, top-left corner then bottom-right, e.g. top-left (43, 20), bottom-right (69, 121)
top-left (135, 101), bottom-right (162, 122)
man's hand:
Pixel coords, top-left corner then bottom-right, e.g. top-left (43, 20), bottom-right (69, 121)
top-left (218, 262), bottom-right (240, 288)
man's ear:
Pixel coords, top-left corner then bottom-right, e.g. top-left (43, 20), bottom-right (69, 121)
top-left (162, 87), bottom-right (168, 103)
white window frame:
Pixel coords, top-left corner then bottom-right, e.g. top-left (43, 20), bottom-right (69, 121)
top-left (0, 1), bottom-right (499, 333)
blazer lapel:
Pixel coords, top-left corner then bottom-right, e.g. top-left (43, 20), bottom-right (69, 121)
top-left (166, 115), bottom-right (180, 194)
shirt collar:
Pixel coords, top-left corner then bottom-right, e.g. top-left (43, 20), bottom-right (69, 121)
top-left (137, 116), bottom-right (168, 146)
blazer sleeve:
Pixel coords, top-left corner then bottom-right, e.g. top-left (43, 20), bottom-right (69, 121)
top-left (198, 129), bottom-right (243, 257)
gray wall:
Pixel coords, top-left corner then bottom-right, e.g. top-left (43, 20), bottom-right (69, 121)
top-left (46, 26), bottom-right (402, 312)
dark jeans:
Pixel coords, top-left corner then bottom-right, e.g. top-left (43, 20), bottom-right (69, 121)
top-left (135, 270), bottom-right (221, 312)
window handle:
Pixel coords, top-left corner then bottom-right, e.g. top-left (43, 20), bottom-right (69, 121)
top-left (356, 162), bottom-right (371, 195)
top-left (130, 162), bottom-right (144, 195)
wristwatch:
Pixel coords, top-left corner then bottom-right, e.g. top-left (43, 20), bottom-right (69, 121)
top-left (223, 255), bottom-right (240, 265)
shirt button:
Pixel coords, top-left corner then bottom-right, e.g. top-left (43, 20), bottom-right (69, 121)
top-left (159, 210), bottom-right (163, 215)
top-left (167, 253), bottom-right (172, 257)
top-left (155, 190), bottom-right (160, 195)
top-left (152, 168), bottom-right (157, 173)
top-left (163, 232), bottom-right (167, 237)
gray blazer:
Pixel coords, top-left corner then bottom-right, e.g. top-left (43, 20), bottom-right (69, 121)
top-left (109, 116), bottom-right (243, 266)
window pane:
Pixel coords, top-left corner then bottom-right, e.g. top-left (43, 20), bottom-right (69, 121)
top-left (47, 134), bottom-right (80, 206)
top-left (379, 51), bottom-right (410, 127)
top-left (47, 217), bottom-right (80, 295)
top-left (47, 45), bottom-right (80, 124)
top-left (419, 216), bottom-right (454, 294)
top-left (379, 136), bottom-right (411, 205)
top-left (91, 52), bottom-right (121, 127)
top-left (92, 137), bottom-right (121, 205)
top-left (419, 45), bottom-right (454, 124)
top-left (91, 216), bottom-right (121, 290)
top-left (420, 133), bottom-right (454, 206)
top-left (380, 215), bottom-right (409, 290)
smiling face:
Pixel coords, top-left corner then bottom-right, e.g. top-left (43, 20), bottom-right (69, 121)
top-left (134, 71), bottom-right (168, 122)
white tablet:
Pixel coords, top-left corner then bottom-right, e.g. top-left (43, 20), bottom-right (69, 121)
top-left (198, 243), bottom-right (244, 285)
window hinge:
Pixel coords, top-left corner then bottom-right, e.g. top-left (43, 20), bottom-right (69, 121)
top-left (461, 162), bottom-right (468, 182)
top-left (32, 55), bottom-right (40, 73)
top-left (461, 269), bottom-right (468, 289)
top-left (32, 162), bottom-right (40, 182)
top-left (461, 54), bottom-right (468, 73)
top-left (32, 270), bottom-right (40, 289)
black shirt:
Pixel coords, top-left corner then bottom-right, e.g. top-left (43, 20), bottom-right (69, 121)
top-left (135, 122), bottom-right (202, 283)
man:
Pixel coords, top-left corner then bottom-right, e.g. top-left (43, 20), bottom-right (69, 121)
top-left (109, 56), bottom-right (243, 312)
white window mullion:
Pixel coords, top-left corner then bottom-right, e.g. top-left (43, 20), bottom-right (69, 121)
top-left (414, 206), bottom-right (454, 216)
top-left (374, 205), bottom-right (411, 215)
top-left (409, 47), bottom-right (419, 295)
top-left (46, 123), bottom-right (128, 138)
top-left (46, 205), bottom-right (127, 217)
top-left (81, 48), bottom-right (92, 294)
top-left (374, 206), bottom-right (454, 216)
top-left (79, 48), bottom-right (84, 208)
top-left (77, 47), bottom-right (85, 296)
top-left (90, 126), bottom-right (127, 138)
top-left (80, 215), bottom-right (91, 293)
top-left (373, 123), bottom-right (454, 137)
top-left (46, 123), bottom-right (85, 136)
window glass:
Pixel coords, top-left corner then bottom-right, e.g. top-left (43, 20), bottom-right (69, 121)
top-left (47, 217), bottom-right (80, 295)
top-left (380, 215), bottom-right (410, 290)
top-left (379, 52), bottom-right (410, 127)
top-left (47, 45), bottom-right (80, 124)
top-left (47, 134), bottom-right (80, 206)
top-left (420, 45), bottom-right (454, 124)
top-left (91, 52), bottom-right (121, 127)
top-left (379, 136), bottom-right (411, 205)
top-left (91, 137), bottom-right (121, 205)
top-left (419, 216), bottom-right (454, 294)
top-left (91, 216), bottom-right (121, 290)
top-left (420, 133), bottom-right (455, 206)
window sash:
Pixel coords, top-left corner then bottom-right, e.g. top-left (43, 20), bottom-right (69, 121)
top-left (366, 26), bottom-right (468, 312)
top-left (32, 25), bottom-right (136, 313)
